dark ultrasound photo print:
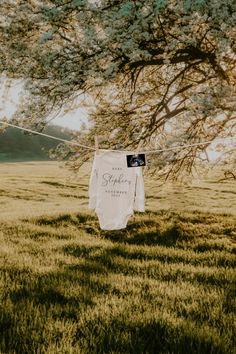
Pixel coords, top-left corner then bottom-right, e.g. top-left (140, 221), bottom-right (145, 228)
top-left (126, 154), bottom-right (146, 167)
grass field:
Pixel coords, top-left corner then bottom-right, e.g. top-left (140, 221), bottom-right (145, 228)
top-left (0, 162), bottom-right (236, 353)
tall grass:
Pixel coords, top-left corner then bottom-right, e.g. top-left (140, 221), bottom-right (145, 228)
top-left (0, 210), bottom-right (235, 353)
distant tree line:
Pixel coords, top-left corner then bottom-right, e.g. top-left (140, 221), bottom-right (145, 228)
top-left (0, 125), bottom-right (73, 161)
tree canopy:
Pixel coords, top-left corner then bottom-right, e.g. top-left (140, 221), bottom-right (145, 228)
top-left (0, 0), bottom-right (235, 178)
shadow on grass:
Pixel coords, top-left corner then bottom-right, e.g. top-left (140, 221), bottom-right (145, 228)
top-left (25, 210), bottom-right (236, 249)
top-left (100, 221), bottom-right (194, 247)
top-left (0, 263), bottom-right (112, 354)
top-left (1, 252), bottom-right (233, 354)
top-left (2, 263), bottom-right (231, 354)
top-left (1, 209), bottom-right (235, 354)
top-left (76, 315), bottom-right (227, 354)
top-left (92, 210), bottom-right (235, 249)
top-left (35, 212), bottom-right (94, 227)
top-left (65, 246), bottom-right (233, 287)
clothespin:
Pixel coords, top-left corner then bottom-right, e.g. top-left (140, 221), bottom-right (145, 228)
top-left (135, 139), bottom-right (147, 167)
top-left (95, 135), bottom-right (99, 152)
top-left (136, 140), bottom-right (143, 154)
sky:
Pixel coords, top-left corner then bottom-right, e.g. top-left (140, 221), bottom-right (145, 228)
top-left (0, 78), bottom-right (88, 131)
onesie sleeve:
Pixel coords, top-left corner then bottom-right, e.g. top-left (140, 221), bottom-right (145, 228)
top-left (134, 168), bottom-right (145, 212)
top-left (88, 154), bottom-right (98, 210)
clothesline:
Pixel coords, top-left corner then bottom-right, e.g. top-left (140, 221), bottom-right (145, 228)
top-left (0, 120), bottom-right (233, 155)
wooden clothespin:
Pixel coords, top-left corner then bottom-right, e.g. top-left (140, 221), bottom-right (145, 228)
top-left (95, 135), bottom-right (99, 152)
top-left (136, 140), bottom-right (143, 154)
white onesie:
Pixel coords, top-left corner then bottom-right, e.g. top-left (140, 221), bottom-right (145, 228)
top-left (89, 151), bottom-right (145, 230)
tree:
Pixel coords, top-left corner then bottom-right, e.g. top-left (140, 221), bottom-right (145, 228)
top-left (0, 0), bottom-right (235, 179)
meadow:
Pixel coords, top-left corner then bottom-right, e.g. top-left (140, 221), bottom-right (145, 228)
top-left (0, 161), bottom-right (235, 354)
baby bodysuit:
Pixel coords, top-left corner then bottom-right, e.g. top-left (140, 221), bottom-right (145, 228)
top-left (89, 150), bottom-right (145, 230)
